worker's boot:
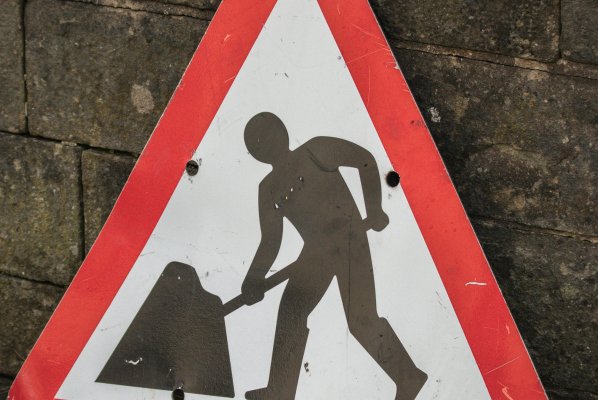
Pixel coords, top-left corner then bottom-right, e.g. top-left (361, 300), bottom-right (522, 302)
top-left (351, 317), bottom-right (427, 400)
top-left (394, 366), bottom-right (428, 400)
top-left (376, 317), bottom-right (427, 400)
top-left (245, 387), bottom-right (272, 400)
top-left (245, 326), bottom-right (310, 400)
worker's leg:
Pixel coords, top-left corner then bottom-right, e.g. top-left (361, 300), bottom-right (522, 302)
top-left (246, 257), bottom-right (334, 400)
top-left (338, 237), bottom-right (427, 400)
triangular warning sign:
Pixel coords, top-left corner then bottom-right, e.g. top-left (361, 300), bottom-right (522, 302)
top-left (9, 0), bottom-right (547, 399)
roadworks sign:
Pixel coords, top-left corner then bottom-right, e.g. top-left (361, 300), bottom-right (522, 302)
top-left (10, 0), bottom-right (547, 399)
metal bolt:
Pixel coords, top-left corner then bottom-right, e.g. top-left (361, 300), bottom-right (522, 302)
top-left (186, 160), bottom-right (199, 176)
top-left (172, 388), bottom-right (185, 400)
top-left (386, 171), bottom-right (400, 187)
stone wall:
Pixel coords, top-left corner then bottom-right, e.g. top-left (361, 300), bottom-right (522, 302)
top-left (0, 0), bottom-right (596, 398)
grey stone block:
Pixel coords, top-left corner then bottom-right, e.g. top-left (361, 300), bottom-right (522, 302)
top-left (25, 0), bottom-right (208, 153)
top-left (562, 0), bottom-right (598, 65)
top-left (0, 134), bottom-right (82, 285)
top-left (0, 0), bottom-right (26, 133)
top-left (547, 388), bottom-right (598, 400)
top-left (473, 219), bottom-right (597, 394)
top-left (163, 0), bottom-right (217, 9)
top-left (0, 275), bottom-right (64, 376)
top-left (0, 375), bottom-right (12, 399)
top-left (75, 0), bottom-right (217, 18)
top-left (82, 150), bottom-right (136, 253)
top-left (370, 0), bottom-right (560, 62)
top-left (395, 49), bottom-right (597, 236)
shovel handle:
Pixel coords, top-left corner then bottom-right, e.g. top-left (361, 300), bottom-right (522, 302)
top-left (222, 264), bottom-right (295, 316)
top-left (221, 218), bottom-right (383, 316)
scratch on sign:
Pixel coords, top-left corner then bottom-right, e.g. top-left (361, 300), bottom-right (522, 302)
top-left (484, 355), bottom-right (522, 376)
top-left (465, 281), bottom-right (488, 286)
top-left (502, 386), bottom-right (515, 400)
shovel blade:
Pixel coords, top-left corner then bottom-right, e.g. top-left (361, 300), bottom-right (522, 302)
top-left (96, 262), bottom-right (235, 397)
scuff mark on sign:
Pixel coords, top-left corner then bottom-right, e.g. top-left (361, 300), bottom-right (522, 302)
top-left (484, 355), bottom-right (522, 376)
top-left (502, 385), bottom-right (515, 400)
top-left (434, 290), bottom-right (448, 311)
top-left (465, 281), bottom-right (488, 286)
top-left (346, 48), bottom-right (386, 65)
top-left (100, 324), bottom-right (120, 332)
top-left (351, 23), bottom-right (383, 42)
top-left (498, 380), bottom-right (516, 400)
top-left (125, 357), bottom-right (143, 366)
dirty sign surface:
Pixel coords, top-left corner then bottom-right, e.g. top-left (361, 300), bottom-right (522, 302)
top-left (10, 0), bottom-right (547, 399)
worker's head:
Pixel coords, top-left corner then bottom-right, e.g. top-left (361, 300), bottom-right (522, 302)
top-left (244, 112), bottom-right (289, 165)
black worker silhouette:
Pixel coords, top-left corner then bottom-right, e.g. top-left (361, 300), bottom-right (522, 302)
top-left (95, 112), bottom-right (427, 400)
top-left (242, 112), bottom-right (427, 400)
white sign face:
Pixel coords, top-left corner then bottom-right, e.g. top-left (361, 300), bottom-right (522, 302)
top-left (57, 0), bottom-right (490, 399)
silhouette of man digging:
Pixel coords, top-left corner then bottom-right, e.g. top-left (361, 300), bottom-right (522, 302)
top-left (242, 112), bottom-right (427, 400)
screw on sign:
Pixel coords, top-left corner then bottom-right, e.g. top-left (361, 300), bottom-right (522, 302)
top-left (9, 0), bottom-right (547, 399)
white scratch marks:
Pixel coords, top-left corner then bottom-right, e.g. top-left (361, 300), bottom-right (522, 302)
top-left (384, 60), bottom-right (400, 70)
top-left (484, 355), bottom-right (522, 375)
top-left (351, 23), bottom-right (383, 42)
top-left (345, 48), bottom-right (386, 64)
top-left (465, 281), bottom-right (488, 286)
top-left (498, 380), bottom-right (515, 400)
top-left (502, 386), bottom-right (515, 400)
top-left (224, 75), bottom-right (237, 84)
top-left (125, 357), bottom-right (143, 366)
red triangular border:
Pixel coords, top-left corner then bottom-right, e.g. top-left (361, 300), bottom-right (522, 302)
top-left (9, 1), bottom-right (546, 399)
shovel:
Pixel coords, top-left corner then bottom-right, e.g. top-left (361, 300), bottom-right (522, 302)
top-left (96, 261), bottom-right (294, 397)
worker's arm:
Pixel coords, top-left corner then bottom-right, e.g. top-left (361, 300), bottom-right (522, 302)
top-left (241, 180), bottom-right (284, 305)
top-left (306, 137), bottom-right (389, 231)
